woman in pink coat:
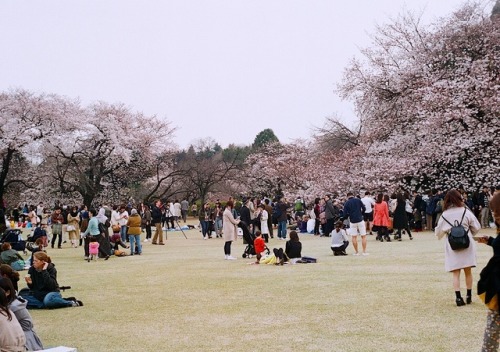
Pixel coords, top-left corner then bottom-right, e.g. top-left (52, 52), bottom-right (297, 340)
top-left (373, 193), bottom-right (391, 242)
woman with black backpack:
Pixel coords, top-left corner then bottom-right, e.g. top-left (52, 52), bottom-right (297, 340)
top-left (435, 189), bottom-right (481, 306)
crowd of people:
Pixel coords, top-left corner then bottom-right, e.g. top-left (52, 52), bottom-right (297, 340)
top-left (0, 186), bottom-right (499, 351)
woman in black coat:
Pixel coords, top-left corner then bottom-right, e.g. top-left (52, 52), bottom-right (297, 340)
top-left (393, 193), bottom-right (413, 241)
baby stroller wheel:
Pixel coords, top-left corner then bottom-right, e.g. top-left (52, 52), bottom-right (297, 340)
top-left (242, 253), bottom-right (247, 258)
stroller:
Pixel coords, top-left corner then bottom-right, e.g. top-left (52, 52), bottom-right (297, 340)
top-left (239, 221), bottom-right (269, 258)
top-left (0, 229), bottom-right (27, 253)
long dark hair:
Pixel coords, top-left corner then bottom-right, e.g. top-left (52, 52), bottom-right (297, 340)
top-left (0, 287), bottom-right (12, 320)
top-left (396, 193), bottom-right (405, 205)
top-left (0, 278), bottom-right (16, 304)
top-left (0, 265), bottom-right (20, 292)
top-left (489, 192), bottom-right (500, 230)
top-left (376, 193), bottom-right (384, 204)
top-left (443, 189), bottom-right (464, 211)
top-left (289, 230), bottom-right (300, 242)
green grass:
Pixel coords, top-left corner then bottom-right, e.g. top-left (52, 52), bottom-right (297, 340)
top-left (21, 224), bottom-right (497, 352)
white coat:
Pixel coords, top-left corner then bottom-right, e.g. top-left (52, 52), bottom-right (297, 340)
top-left (223, 208), bottom-right (240, 242)
top-left (260, 210), bottom-right (269, 234)
top-left (435, 206), bottom-right (481, 272)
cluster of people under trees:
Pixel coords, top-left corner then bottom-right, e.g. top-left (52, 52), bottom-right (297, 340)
top-left (0, 185), bottom-right (500, 351)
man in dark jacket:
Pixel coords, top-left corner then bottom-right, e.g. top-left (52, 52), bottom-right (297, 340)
top-left (324, 195), bottom-right (338, 236)
top-left (343, 192), bottom-right (367, 255)
top-left (239, 199), bottom-right (251, 230)
top-left (151, 200), bottom-right (165, 245)
top-left (277, 198), bottom-right (289, 240)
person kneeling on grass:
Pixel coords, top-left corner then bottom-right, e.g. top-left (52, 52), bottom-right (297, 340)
top-left (18, 252), bottom-right (83, 309)
top-left (331, 221), bottom-right (349, 256)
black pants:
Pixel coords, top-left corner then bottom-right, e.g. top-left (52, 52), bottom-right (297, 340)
top-left (84, 236), bottom-right (90, 257)
top-left (325, 218), bottom-right (335, 236)
top-left (224, 241), bottom-right (232, 255)
top-left (314, 219), bottom-right (320, 235)
top-left (51, 233), bottom-right (62, 248)
top-left (268, 218), bottom-right (273, 238)
top-left (145, 224), bottom-right (152, 239)
top-left (396, 227), bottom-right (412, 238)
top-left (273, 248), bottom-right (285, 261)
top-left (331, 241), bottom-right (349, 253)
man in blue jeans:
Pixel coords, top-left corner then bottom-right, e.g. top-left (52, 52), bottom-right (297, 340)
top-left (343, 192), bottom-right (367, 255)
top-left (277, 198), bottom-right (289, 240)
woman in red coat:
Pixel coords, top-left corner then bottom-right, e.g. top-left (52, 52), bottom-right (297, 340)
top-left (373, 193), bottom-right (391, 242)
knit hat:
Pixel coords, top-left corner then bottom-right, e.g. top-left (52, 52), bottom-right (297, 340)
top-left (131, 209), bottom-right (138, 215)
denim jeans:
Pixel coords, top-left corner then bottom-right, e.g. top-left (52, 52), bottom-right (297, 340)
top-left (278, 220), bottom-right (287, 239)
top-left (129, 235), bottom-right (142, 255)
top-left (201, 220), bottom-right (209, 237)
top-left (120, 225), bottom-right (128, 242)
top-left (20, 291), bottom-right (72, 309)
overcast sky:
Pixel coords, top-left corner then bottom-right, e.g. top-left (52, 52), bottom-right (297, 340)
top-left (0, 0), bottom-right (477, 149)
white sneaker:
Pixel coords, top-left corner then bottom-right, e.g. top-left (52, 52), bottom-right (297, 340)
top-left (362, 252), bottom-right (370, 256)
top-left (143, 239), bottom-right (148, 242)
top-left (204, 236), bottom-right (207, 240)
top-left (226, 256), bottom-right (237, 260)
top-left (224, 255), bottom-right (228, 260)
top-left (353, 253), bottom-right (360, 256)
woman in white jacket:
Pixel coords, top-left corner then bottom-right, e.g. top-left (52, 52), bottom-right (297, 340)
top-left (258, 204), bottom-right (270, 243)
top-left (435, 189), bottom-right (481, 306)
top-left (222, 201), bottom-right (240, 260)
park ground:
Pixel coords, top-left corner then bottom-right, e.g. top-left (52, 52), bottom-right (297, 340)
top-left (20, 221), bottom-right (497, 352)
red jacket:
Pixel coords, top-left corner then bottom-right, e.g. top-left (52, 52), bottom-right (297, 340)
top-left (373, 202), bottom-right (390, 227)
top-left (254, 237), bottom-right (266, 253)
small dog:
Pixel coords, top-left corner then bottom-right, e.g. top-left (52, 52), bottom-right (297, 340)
top-left (88, 240), bottom-right (100, 262)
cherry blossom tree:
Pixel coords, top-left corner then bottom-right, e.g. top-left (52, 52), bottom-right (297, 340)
top-left (42, 101), bottom-right (176, 206)
top-left (243, 141), bottom-right (315, 201)
top-left (0, 89), bottom-right (79, 207)
top-left (336, 1), bottom-right (500, 192)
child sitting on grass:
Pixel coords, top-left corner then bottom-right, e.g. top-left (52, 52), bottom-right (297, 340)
top-left (253, 231), bottom-right (266, 264)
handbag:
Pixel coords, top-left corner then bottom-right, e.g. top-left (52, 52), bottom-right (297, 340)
top-left (387, 217), bottom-right (394, 230)
top-left (66, 225), bottom-right (76, 232)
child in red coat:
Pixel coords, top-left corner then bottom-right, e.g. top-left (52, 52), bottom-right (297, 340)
top-left (254, 231), bottom-right (266, 264)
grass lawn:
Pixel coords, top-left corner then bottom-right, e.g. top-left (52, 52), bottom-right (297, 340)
top-left (20, 223), bottom-right (497, 352)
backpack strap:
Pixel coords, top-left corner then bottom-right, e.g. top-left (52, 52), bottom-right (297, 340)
top-left (459, 208), bottom-right (467, 226)
top-left (440, 215), bottom-right (453, 227)
top-left (442, 208), bottom-right (468, 227)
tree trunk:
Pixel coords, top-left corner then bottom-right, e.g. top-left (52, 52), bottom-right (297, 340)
top-left (0, 148), bottom-right (15, 208)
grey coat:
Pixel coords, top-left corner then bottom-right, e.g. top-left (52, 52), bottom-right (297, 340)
top-left (10, 298), bottom-right (44, 351)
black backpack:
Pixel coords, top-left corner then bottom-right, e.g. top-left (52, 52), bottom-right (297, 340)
top-left (441, 208), bottom-right (470, 250)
